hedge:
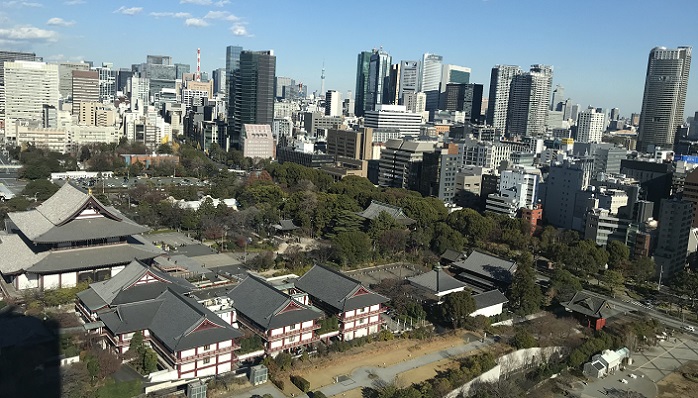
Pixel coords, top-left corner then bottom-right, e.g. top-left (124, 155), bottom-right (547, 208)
top-left (290, 375), bottom-right (311, 392)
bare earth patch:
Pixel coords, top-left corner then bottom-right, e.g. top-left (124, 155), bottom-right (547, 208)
top-left (297, 333), bottom-right (474, 389)
top-left (657, 361), bottom-right (698, 398)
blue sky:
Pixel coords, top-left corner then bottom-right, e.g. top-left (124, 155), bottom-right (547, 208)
top-left (1, 0), bottom-right (697, 117)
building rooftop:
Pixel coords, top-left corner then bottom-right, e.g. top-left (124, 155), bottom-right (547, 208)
top-left (451, 249), bottom-right (517, 284)
top-left (472, 289), bottom-right (509, 310)
top-left (294, 265), bottom-right (388, 312)
top-left (562, 291), bottom-right (616, 319)
top-left (356, 200), bottom-right (416, 225)
top-left (407, 267), bottom-right (467, 296)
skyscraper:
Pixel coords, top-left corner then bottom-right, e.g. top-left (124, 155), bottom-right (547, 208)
top-left (71, 70), bottom-right (99, 116)
top-left (419, 53), bottom-right (443, 111)
top-left (226, 45), bottom-right (243, 75)
top-left (354, 51), bottom-right (372, 117)
top-left (368, 48), bottom-right (392, 110)
top-left (57, 62), bottom-right (90, 99)
top-left (550, 84), bottom-right (565, 111)
top-left (439, 64), bottom-right (471, 109)
top-left (637, 46), bottom-right (692, 152)
top-left (486, 65), bottom-right (521, 131)
top-left (655, 198), bottom-right (692, 278)
top-left (506, 64), bottom-right (553, 137)
top-left (398, 60), bottom-right (419, 102)
top-left (325, 90), bottom-right (341, 117)
top-left (0, 50), bottom-right (40, 121)
top-left (228, 50), bottom-right (276, 149)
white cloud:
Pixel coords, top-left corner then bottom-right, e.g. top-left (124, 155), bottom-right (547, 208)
top-left (0, 25), bottom-right (57, 42)
top-left (204, 10), bottom-right (238, 21)
top-left (230, 23), bottom-right (251, 37)
top-left (45, 54), bottom-right (85, 62)
top-left (185, 18), bottom-right (208, 27)
top-left (150, 11), bottom-right (191, 18)
top-left (180, 0), bottom-right (212, 5)
top-left (63, 0), bottom-right (85, 4)
top-left (2, 1), bottom-right (42, 7)
top-left (215, 0), bottom-right (230, 6)
top-left (114, 6), bottom-right (142, 15)
top-left (47, 17), bottom-right (75, 27)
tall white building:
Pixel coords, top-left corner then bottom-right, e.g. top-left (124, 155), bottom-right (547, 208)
top-left (325, 90), bottom-right (342, 117)
top-left (576, 108), bottom-right (605, 143)
top-left (419, 53), bottom-right (443, 111)
top-left (398, 60), bottom-right (420, 101)
top-left (127, 76), bottom-right (150, 109)
top-left (506, 64), bottom-right (553, 137)
top-left (486, 167), bottom-right (539, 217)
top-left (486, 65), bottom-right (521, 131)
top-left (3, 61), bottom-right (59, 134)
top-left (364, 105), bottom-right (423, 137)
top-left (96, 64), bottom-right (117, 104)
top-left (403, 92), bottom-right (426, 114)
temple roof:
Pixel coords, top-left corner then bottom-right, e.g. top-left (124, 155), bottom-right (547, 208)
top-left (227, 275), bottom-right (323, 330)
top-left (7, 183), bottom-right (148, 243)
top-left (295, 265), bottom-right (389, 312)
top-left (356, 200), bottom-right (416, 225)
top-left (408, 267), bottom-right (467, 295)
top-left (562, 291), bottom-right (616, 319)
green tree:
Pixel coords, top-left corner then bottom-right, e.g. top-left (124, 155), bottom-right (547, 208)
top-left (129, 331), bottom-right (145, 357)
top-left (510, 328), bottom-right (538, 349)
top-left (446, 208), bottom-right (493, 244)
top-left (156, 143), bottom-right (173, 154)
top-left (368, 211), bottom-right (400, 240)
top-left (331, 231), bottom-right (372, 266)
top-left (606, 241), bottom-right (630, 269)
top-left (431, 222), bottom-right (465, 254)
top-left (143, 348), bottom-right (158, 373)
top-left (441, 290), bottom-right (476, 328)
top-left (629, 256), bottom-right (656, 283)
top-left (549, 268), bottom-right (582, 301)
top-left (509, 261), bottom-right (543, 316)
top-left (22, 179), bottom-right (59, 201)
top-left (601, 270), bottom-right (625, 297)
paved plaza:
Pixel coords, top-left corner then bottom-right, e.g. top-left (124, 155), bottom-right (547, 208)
top-left (345, 263), bottom-right (427, 286)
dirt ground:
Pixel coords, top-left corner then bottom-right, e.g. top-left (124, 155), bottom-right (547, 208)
top-left (657, 361), bottom-right (698, 398)
top-left (335, 387), bottom-right (364, 398)
top-left (297, 332), bottom-right (475, 389)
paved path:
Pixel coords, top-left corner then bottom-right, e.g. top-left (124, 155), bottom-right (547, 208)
top-left (227, 337), bottom-right (494, 398)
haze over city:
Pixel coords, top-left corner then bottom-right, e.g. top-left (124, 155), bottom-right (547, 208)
top-left (1, 0), bottom-right (697, 116)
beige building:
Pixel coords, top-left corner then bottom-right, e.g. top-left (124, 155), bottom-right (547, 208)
top-left (242, 124), bottom-right (275, 159)
top-left (79, 102), bottom-right (116, 126)
top-left (71, 70), bottom-right (99, 116)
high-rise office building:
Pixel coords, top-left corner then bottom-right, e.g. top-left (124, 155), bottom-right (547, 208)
top-left (212, 68), bottom-right (226, 95)
top-left (0, 50), bottom-right (40, 121)
top-left (226, 45), bottom-right (243, 75)
top-left (398, 60), bottom-right (419, 102)
top-left (404, 92), bottom-right (426, 114)
top-left (228, 50), bottom-right (276, 149)
top-left (2, 61), bottom-right (59, 133)
top-left (550, 84), bottom-right (565, 111)
top-left (444, 83), bottom-right (483, 123)
top-left (96, 64), bottom-right (117, 104)
top-left (439, 64), bottom-right (471, 109)
top-left (71, 70), bottom-right (99, 116)
top-left (637, 46), bottom-right (692, 152)
top-left (419, 53), bottom-right (443, 111)
top-left (506, 64), bottom-right (553, 137)
top-left (386, 63), bottom-right (400, 105)
top-left (325, 90), bottom-right (342, 117)
top-left (576, 108), bottom-right (606, 143)
top-left (486, 65), bottom-right (521, 131)
top-left (368, 48), bottom-right (392, 110)
top-left (354, 51), bottom-right (372, 117)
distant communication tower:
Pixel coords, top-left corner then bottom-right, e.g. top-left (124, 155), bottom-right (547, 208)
top-left (320, 61), bottom-right (325, 97)
top-left (196, 48), bottom-right (201, 82)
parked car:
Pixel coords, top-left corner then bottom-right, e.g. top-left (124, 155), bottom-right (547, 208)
top-left (683, 325), bottom-right (696, 332)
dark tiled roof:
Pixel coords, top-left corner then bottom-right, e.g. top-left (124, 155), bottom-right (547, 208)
top-left (25, 241), bottom-right (163, 274)
top-left (452, 250), bottom-right (517, 284)
top-left (0, 233), bottom-right (48, 274)
top-left (227, 275), bottom-right (322, 330)
top-left (77, 259), bottom-right (195, 311)
top-left (100, 289), bottom-right (242, 352)
top-left (472, 290), bottom-right (509, 310)
top-left (295, 265), bottom-right (389, 312)
top-left (408, 268), bottom-right (467, 294)
top-left (273, 219), bottom-right (299, 231)
top-left (440, 249), bottom-right (465, 263)
top-left (356, 200), bottom-right (416, 225)
top-left (562, 291), bottom-right (615, 319)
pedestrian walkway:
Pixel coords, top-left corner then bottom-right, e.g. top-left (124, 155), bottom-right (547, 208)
top-left (227, 337), bottom-right (494, 398)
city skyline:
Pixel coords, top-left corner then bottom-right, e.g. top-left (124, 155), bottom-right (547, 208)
top-left (1, 1), bottom-right (697, 116)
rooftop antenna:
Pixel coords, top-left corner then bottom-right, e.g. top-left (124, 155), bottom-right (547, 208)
top-left (196, 48), bottom-right (201, 82)
top-left (320, 60), bottom-right (326, 97)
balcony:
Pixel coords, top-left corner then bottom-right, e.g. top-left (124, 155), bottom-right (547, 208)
top-left (342, 318), bottom-right (382, 332)
top-left (342, 308), bottom-right (385, 322)
top-left (178, 344), bottom-right (240, 364)
top-left (268, 336), bottom-right (319, 353)
top-left (267, 324), bottom-right (320, 340)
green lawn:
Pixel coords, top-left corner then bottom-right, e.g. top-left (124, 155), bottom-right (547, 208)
top-left (97, 379), bottom-right (143, 398)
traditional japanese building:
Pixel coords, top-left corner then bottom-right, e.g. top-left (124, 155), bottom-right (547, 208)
top-left (295, 265), bottom-right (388, 341)
top-left (0, 183), bottom-right (162, 291)
top-left (562, 291), bottom-right (616, 330)
top-left (227, 275), bottom-right (323, 355)
top-left (355, 200), bottom-right (416, 226)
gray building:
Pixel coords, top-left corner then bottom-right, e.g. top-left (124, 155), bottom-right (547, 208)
top-left (486, 65), bottom-right (521, 131)
top-left (620, 159), bottom-right (673, 218)
top-left (228, 50), bottom-right (276, 149)
top-left (398, 60), bottom-right (419, 102)
top-left (354, 51), bottom-right (372, 116)
top-left (506, 65), bottom-right (553, 137)
top-left (543, 160), bottom-right (588, 229)
top-left (655, 199), bottom-right (692, 278)
top-left (378, 139), bottom-right (435, 188)
top-left (637, 46), bottom-right (692, 152)
top-left (417, 144), bottom-right (463, 203)
top-left (368, 48), bottom-right (392, 110)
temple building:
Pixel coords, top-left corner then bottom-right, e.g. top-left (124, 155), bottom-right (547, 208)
top-left (0, 183), bottom-right (162, 292)
top-left (295, 265), bottom-right (388, 341)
